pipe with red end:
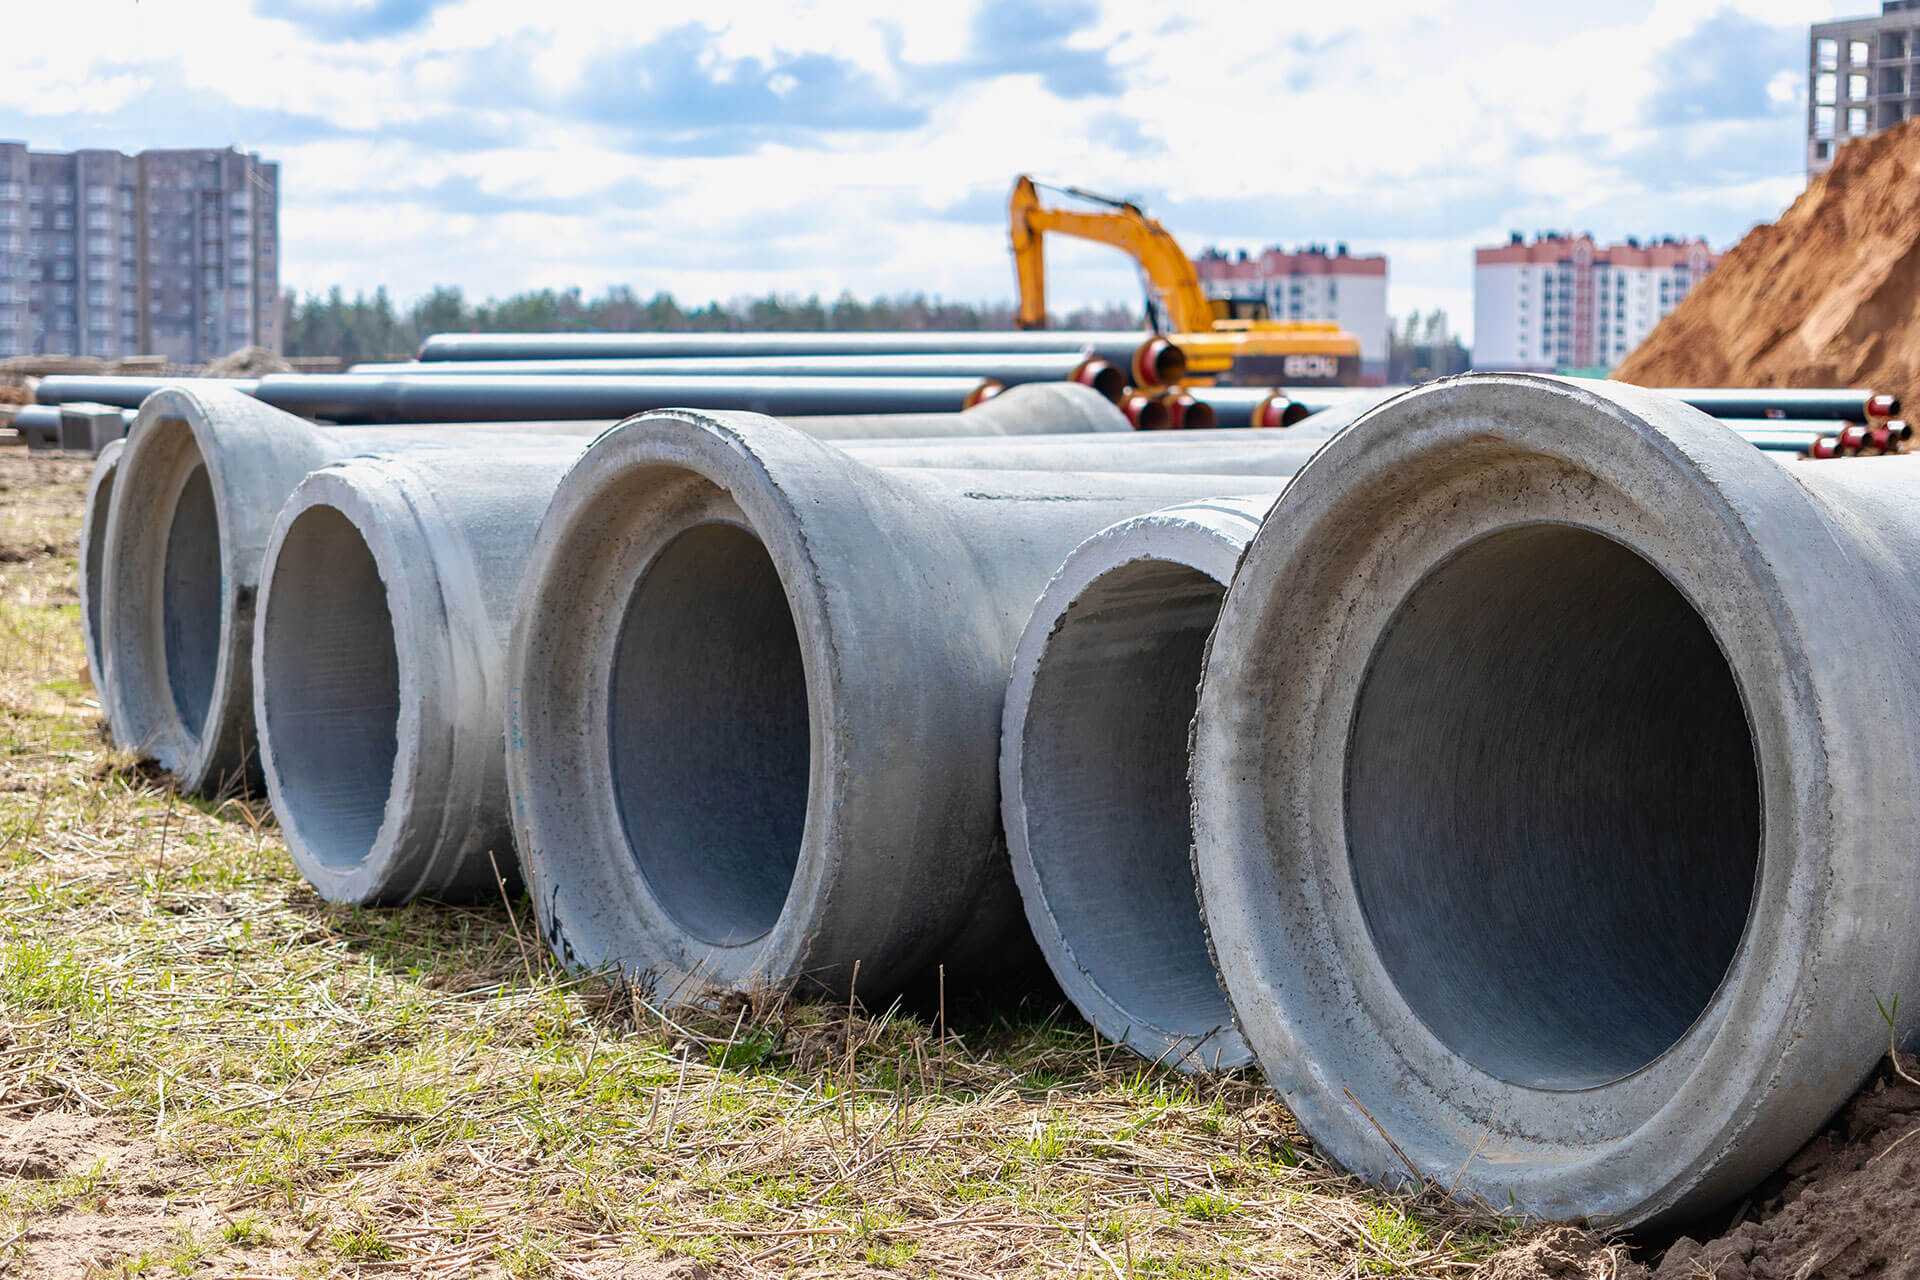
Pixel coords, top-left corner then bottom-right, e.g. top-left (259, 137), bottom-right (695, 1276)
top-left (1810, 437), bottom-right (1845, 459)
top-left (1120, 392), bottom-right (1173, 430)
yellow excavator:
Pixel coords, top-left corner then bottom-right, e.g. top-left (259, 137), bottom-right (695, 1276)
top-left (1008, 175), bottom-right (1361, 385)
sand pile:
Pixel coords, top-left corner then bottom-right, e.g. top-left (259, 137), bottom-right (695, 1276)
top-left (1616, 118), bottom-right (1920, 399)
top-left (1480, 1053), bottom-right (1920, 1278)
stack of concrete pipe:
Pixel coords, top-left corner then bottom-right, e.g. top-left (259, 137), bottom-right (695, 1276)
top-left (81, 370), bottom-right (1920, 1234)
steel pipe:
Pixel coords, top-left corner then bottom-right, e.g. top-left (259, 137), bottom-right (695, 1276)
top-left (416, 330), bottom-right (1188, 387)
top-left (37, 376), bottom-right (261, 409)
top-left (250, 402), bottom-right (1304, 907)
top-left (1653, 387), bottom-right (1898, 421)
top-left (98, 387), bottom-right (607, 792)
top-left (350, 353), bottom-right (1128, 402)
top-left (79, 439), bottom-right (126, 695)
top-left (1183, 387), bottom-right (1307, 428)
top-left (1191, 373), bottom-right (1920, 1228)
top-left (1001, 495), bottom-right (1281, 1074)
top-left (503, 411), bottom-right (1288, 1002)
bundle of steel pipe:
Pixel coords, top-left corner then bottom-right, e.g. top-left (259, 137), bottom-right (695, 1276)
top-left (414, 329), bottom-right (1188, 387)
top-left (1189, 373), bottom-right (1920, 1229)
top-left (348, 353), bottom-right (1129, 402)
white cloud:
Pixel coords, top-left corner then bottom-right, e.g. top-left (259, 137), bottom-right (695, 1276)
top-left (0, 0), bottom-right (1865, 342)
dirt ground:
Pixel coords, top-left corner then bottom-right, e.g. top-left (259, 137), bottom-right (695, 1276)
top-left (2, 445), bottom-right (1915, 1279)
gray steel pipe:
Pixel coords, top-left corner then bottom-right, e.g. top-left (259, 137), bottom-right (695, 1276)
top-left (262, 416), bottom-right (1327, 908)
top-left (1001, 495), bottom-right (1280, 1074)
top-left (37, 376), bottom-right (261, 408)
top-left (350, 353), bottom-right (1129, 402)
top-left (97, 387), bottom-right (607, 792)
top-left (1191, 373), bottom-right (1920, 1229)
top-left (1654, 386), bottom-right (1897, 420)
top-left (503, 411), bottom-right (1289, 1002)
top-left (79, 439), bottom-right (126, 696)
top-left (416, 330), bottom-right (1188, 387)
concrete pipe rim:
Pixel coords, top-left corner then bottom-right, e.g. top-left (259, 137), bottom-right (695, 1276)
top-left (1190, 374), bottom-right (1871, 1228)
top-left (1002, 499), bottom-right (1278, 1074)
top-left (101, 398), bottom-right (241, 788)
top-left (505, 410), bottom-right (838, 998)
top-left (80, 438), bottom-right (126, 702)
top-left (254, 464), bottom-right (456, 905)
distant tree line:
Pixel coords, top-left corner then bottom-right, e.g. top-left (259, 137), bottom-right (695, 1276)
top-left (1387, 309), bottom-right (1471, 383)
top-left (283, 285), bottom-right (1142, 364)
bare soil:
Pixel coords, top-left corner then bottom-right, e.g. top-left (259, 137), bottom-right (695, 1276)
top-left (1616, 118), bottom-right (1920, 401)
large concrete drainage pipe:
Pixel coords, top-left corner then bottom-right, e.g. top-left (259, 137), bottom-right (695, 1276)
top-left (506, 410), bottom-right (1292, 1002)
top-left (253, 420), bottom-right (1325, 909)
top-left (1191, 374), bottom-right (1920, 1228)
top-left (79, 438), bottom-right (126, 699)
top-left (1001, 497), bottom-right (1280, 1073)
top-left (254, 448), bottom-right (585, 903)
top-left (99, 387), bottom-right (602, 790)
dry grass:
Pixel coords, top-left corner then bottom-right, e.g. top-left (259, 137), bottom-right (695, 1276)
top-left (0, 450), bottom-right (1544, 1278)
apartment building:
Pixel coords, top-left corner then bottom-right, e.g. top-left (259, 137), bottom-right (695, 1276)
top-left (1809, 3), bottom-right (1920, 174)
top-left (1192, 244), bottom-right (1390, 379)
top-left (0, 144), bottom-right (279, 362)
top-left (1472, 233), bottom-right (1720, 373)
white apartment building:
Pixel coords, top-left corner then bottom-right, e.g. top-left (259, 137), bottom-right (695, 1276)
top-left (1192, 244), bottom-right (1390, 379)
top-left (1472, 233), bottom-right (1720, 373)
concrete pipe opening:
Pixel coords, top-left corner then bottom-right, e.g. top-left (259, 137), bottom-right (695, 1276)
top-left (257, 504), bottom-right (400, 872)
top-left (1021, 561), bottom-right (1235, 1058)
top-left (608, 521), bottom-right (810, 948)
top-left (161, 464), bottom-right (223, 741)
top-left (1346, 523), bottom-right (1759, 1091)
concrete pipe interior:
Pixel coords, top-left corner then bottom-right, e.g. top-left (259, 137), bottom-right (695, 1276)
top-left (161, 464), bottom-right (222, 739)
top-left (258, 505), bottom-right (401, 871)
top-left (1023, 560), bottom-right (1233, 1042)
top-left (84, 466), bottom-right (116, 672)
top-left (608, 521), bottom-right (810, 948)
top-left (1345, 523), bottom-right (1760, 1091)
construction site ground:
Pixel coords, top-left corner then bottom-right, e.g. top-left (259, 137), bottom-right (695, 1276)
top-left (0, 449), bottom-right (1913, 1280)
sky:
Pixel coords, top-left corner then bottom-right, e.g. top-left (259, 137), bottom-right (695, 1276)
top-left (0, 0), bottom-right (1866, 341)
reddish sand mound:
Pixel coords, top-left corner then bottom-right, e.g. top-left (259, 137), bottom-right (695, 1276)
top-left (1479, 1054), bottom-right (1920, 1279)
top-left (1616, 118), bottom-right (1920, 400)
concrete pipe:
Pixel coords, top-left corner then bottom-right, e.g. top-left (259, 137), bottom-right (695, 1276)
top-left (782, 381), bottom-right (1131, 439)
top-left (98, 387), bottom-right (605, 792)
top-left (1190, 374), bottom-right (1920, 1228)
top-left (269, 417), bottom-right (1327, 909)
top-left (254, 446), bottom-right (586, 904)
top-left (1001, 496), bottom-right (1280, 1074)
top-left (504, 410), bottom-right (1288, 1003)
top-left (79, 439), bottom-right (126, 697)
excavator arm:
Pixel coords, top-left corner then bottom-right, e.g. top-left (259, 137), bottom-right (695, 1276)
top-left (1009, 175), bottom-right (1218, 332)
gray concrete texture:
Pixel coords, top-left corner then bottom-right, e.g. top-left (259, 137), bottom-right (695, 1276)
top-left (262, 405), bottom-right (1344, 912)
top-left (1000, 495), bottom-right (1280, 1074)
top-left (1190, 373), bottom-right (1920, 1228)
top-left (79, 438), bottom-right (125, 697)
top-left (502, 409), bottom-right (1291, 1005)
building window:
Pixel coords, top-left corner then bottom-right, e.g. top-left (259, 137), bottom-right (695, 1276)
top-left (1816, 105), bottom-right (1837, 136)
top-left (1852, 39), bottom-right (1870, 65)
top-left (1815, 139), bottom-right (1833, 161)
top-left (1885, 67), bottom-right (1907, 95)
top-left (1849, 106), bottom-right (1870, 134)
top-left (1817, 37), bottom-right (1839, 69)
top-left (1849, 73), bottom-right (1870, 99)
top-left (1816, 72), bottom-right (1838, 105)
